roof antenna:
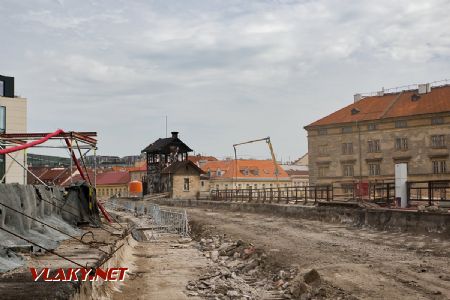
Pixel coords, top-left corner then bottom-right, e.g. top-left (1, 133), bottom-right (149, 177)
top-left (165, 115), bottom-right (168, 138)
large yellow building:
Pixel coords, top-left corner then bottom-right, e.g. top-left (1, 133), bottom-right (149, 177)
top-left (201, 159), bottom-right (292, 196)
top-left (0, 75), bottom-right (27, 184)
top-left (305, 83), bottom-right (450, 190)
top-left (95, 171), bottom-right (130, 199)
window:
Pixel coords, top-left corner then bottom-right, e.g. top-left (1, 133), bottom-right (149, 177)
top-left (395, 138), bottom-right (408, 150)
top-left (216, 169), bottom-right (222, 176)
top-left (201, 181), bottom-right (204, 187)
top-left (342, 126), bottom-right (352, 133)
top-left (0, 106), bottom-right (5, 133)
top-left (342, 142), bottom-right (353, 155)
top-left (184, 178), bottom-right (190, 191)
top-left (318, 128), bottom-right (327, 135)
top-left (367, 123), bottom-right (377, 131)
top-left (432, 160), bottom-right (447, 174)
top-left (318, 166), bottom-right (329, 177)
top-left (368, 163), bottom-right (380, 176)
top-left (0, 80), bottom-right (3, 97)
top-left (367, 140), bottom-right (380, 153)
top-left (432, 117), bottom-right (444, 125)
top-left (395, 120), bottom-right (407, 128)
top-left (318, 145), bottom-right (328, 156)
top-left (0, 153), bottom-right (5, 183)
top-left (431, 135), bottom-right (446, 148)
top-left (342, 164), bottom-right (354, 177)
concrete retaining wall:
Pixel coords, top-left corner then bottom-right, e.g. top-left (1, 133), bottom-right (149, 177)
top-left (148, 199), bottom-right (450, 238)
top-left (0, 184), bottom-right (82, 272)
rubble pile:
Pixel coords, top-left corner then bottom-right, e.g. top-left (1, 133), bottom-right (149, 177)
top-left (186, 234), bottom-right (327, 299)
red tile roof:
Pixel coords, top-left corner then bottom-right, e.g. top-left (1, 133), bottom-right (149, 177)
top-left (188, 155), bottom-right (218, 164)
top-left (95, 171), bottom-right (130, 185)
top-left (201, 160), bottom-right (289, 179)
top-left (306, 85), bottom-right (450, 127)
top-left (62, 170), bottom-right (96, 186)
top-left (28, 167), bottom-right (73, 186)
top-left (128, 165), bottom-right (146, 172)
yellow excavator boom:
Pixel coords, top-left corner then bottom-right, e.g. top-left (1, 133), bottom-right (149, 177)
top-left (232, 137), bottom-right (280, 186)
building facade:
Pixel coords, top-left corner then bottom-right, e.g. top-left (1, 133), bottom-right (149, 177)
top-left (129, 165), bottom-right (146, 182)
top-left (201, 159), bottom-right (292, 194)
top-left (161, 160), bottom-right (204, 199)
top-left (280, 164), bottom-right (309, 187)
top-left (305, 83), bottom-right (450, 190)
top-left (95, 171), bottom-right (130, 199)
top-left (0, 75), bottom-right (27, 184)
top-left (142, 131), bottom-right (193, 194)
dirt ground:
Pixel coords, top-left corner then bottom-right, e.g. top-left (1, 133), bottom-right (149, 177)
top-left (186, 207), bottom-right (450, 300)
top-left (110, 233), bottom-right (208, 300)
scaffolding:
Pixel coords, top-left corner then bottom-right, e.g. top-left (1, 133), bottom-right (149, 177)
top-left (0, 130), bottom-right (97, 187)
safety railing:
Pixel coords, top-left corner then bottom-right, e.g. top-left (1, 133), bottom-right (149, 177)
top-left (407, 181), bottom-right (450, 207)
top-left (104, 199), bottom-right (189, 236)
top-left (210, 185), bottom-right (332, 204)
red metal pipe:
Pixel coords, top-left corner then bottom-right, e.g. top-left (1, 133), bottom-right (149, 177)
top-left (97, 201), bottom-right (113, 223)
top-left (64, 138), bottom-right (87, 182)
top-left (0, 129), bottom-right (64, 154)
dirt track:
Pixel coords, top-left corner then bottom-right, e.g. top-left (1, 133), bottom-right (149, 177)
top-left (187, 207), bottom-right (450, 300)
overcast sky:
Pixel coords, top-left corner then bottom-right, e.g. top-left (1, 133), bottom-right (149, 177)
top-left (1, 0), bottom-right (449, 161)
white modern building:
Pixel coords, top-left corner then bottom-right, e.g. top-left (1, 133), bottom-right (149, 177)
top-left (0, 75), bottom-right (27, 184)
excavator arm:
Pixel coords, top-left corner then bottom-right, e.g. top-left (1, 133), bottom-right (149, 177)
top-left (232, 137), bottom-right (280, 185)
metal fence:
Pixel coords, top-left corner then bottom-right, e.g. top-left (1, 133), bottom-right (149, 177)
top-left (104, 199), bottom-right (189, 236)
top-left (209, 180), bottom-right (450, 208)
top-left (210, 186), bottom-right (332, 204)
top-left (408, 181), bottom-right (450, 207)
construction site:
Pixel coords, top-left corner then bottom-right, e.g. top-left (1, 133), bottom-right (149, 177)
top-left (0, 105), bottom-right (450, 299)
top-left (1, 1), bottom-right (450, 299)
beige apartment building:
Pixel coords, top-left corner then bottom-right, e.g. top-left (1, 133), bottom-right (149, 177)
top-left (305, 83), bottom-right (450, 189)
top-left (201, 159), bottom-right (292, 195)
top-left (0, 75), bottom-right (27, 184)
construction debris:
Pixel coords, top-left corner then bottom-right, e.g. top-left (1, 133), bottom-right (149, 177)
top-left (186, 233), bottom-right (328, 299)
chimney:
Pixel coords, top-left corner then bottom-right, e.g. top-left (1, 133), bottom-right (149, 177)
top-left (353, 94), bottom-right (362, 103)
top-left (171, 131), bottom-right (179, 139)
top-left (418, 83), bottom-right (431, 94)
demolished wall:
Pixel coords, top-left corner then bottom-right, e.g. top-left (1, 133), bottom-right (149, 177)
top-left (0, 183), bottom-right (83, 273)
top-left (149, 198), bottom-right (450, 238)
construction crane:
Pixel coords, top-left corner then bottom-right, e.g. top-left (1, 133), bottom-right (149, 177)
top-left (232, 137), bottom-right (280, 188)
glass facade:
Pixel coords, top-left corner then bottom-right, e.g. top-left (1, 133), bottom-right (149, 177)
top-left (0, 106), bottom-right (5, 133)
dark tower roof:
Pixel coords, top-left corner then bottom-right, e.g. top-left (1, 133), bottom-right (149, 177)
top-left (142, 131), bottom-right (193, 154)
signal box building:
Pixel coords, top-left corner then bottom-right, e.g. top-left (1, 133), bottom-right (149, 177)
top-left (141, 132), bottom-right (193, 194)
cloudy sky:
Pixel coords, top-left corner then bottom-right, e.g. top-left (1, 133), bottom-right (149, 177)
top-left (1, 0), bottom-right (449, 161)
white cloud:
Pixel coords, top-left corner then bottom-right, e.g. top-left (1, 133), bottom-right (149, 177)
top-left (1, 0), bottom-right (450, 159)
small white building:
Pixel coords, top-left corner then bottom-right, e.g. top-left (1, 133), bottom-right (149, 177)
top-left (0, 75), bottom-right (27, 184)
